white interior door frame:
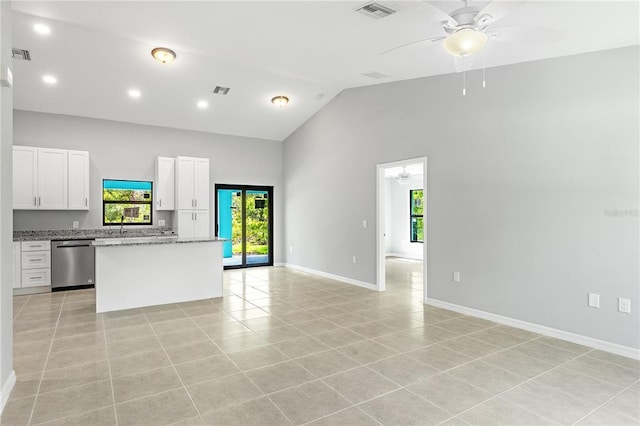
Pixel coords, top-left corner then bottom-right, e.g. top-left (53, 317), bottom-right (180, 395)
top-left (376, 156), bottom-right (427, 301)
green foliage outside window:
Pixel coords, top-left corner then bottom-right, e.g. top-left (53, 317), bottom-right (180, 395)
top-left (410, 189), bottom-right (424, 243)
top-left (230, 192), bottom-right (269, 256)
top-left (103, 180), bottom-right (153, 225)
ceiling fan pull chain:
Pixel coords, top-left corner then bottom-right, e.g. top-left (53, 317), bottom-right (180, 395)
top-left (462, 57), bottom-right (467, 96)
top-left (482, 49), bottom-right (486, 88)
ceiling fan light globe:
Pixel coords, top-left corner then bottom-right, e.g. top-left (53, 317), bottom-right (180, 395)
top-left (443, 29), bottom-right (488, 57)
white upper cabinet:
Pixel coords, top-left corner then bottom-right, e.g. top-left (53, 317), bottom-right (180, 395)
top-left (13, 146), bottom-right (89, 210)
top-left (155, 157), bottom-right (175, 211)
top-left (193, 158), bottom-right (210, 210)
top-left (176, 156), bottom-right (209, 210)
top-left (37, 148), bottom-right (68, 210)
top-left (68, 150), bottom-right (90, 210)
top-left (13, 146), bottom-right (38, 209)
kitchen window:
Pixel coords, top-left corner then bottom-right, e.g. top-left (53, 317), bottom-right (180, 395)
top-left (410, 189), bottom-right (424, 243)
top-left (103, 179), bottom-right (153, 226)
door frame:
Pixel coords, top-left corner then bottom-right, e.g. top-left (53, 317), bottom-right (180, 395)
top-left (376, 156), bottom-right (427, 302)
top-left (214, 184), bottom-right (274, 269)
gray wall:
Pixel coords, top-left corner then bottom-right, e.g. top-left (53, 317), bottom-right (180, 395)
top-left (1, 0), bottom-right (14, 407)
top-left (283, 47), bottom-right (639, 349)
top-left (13, 111), bottom-right (284, 263)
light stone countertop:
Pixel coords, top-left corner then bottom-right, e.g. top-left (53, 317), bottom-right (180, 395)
top-left (91, 236), bottom-right (224, 247)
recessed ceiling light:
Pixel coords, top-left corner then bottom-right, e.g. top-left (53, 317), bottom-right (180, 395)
top-left (151, 47), bottom-right (176, 64)
top-left (128, 89), bottom-right (141, 99)
top-left (34, 24), bottom-right (51, 35)
top-left (197, 100), bottom-right (208, 109)
top-left (271, 96), bottom-right (289, 107)
top-left (42, 75), bottom-right (57, 85)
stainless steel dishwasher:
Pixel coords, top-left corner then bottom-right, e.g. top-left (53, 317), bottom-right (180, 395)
top-left (51, 239), bottom-right (95, 290)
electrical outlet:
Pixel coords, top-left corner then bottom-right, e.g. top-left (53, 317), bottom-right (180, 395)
top-left (618, 298), bottom-right (631, 313)
top-left (362, 220), bottom-right (367, 229)
top-left (453, 272), bottom-right (460, 283)
top-left (158, 219), bottom-right (166, 227)
top-left (289, 246), bottom-right (293, 253)
top-left (72, 221), bottom-right (79, 229)
top-left (588, 293), bottom-right (600, 308)
top-left (352, 256), bottom-right (357, 264)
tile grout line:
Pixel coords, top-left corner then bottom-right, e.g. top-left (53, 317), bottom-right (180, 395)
top-left (100, 313), bottom-right (119, 426)
top-left (25, 291), bottom-right (67, 426)
top-left (140, 306), bottom-right (207, 425)
top-left (570, 379), bottom-right (640, 425)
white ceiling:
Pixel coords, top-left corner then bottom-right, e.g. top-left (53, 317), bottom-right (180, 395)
top-left (10, 1), bottom-right (639, 141)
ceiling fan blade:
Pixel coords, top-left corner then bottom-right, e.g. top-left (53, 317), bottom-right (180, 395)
top-left (379, 36), bottom-right (445, 56)
top-left (420, 0), bottom-right (458, 26)
top-left (487, 26), bottom-right (565, 44)
top-left (475, 0), bottom-right (526, 27)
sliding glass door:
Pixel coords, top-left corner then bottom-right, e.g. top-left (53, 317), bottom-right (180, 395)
top-left (215, 184), bottom-right (273, 268)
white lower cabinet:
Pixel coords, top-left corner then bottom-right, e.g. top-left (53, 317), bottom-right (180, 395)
top-left (22, 269), bottom-right (51, 288)
top-left (176, 210), bottom-right (209, 238)
top-left (15, 240), bottom-right (52, 289)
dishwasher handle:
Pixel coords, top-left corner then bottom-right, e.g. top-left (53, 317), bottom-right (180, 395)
top-left (52, 239), bottom-right (95, 248)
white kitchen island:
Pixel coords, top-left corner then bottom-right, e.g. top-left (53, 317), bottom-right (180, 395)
top-left (93, 237), bottom-right (224, 313)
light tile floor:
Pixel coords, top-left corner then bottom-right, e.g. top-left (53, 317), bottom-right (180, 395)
top-left (2, 258), bottom-right (639, 425)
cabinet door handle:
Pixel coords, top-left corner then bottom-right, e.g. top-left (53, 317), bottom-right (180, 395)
top-left (38, 197), bottom-right (41, 206)
top-left (85, 198), bottom-right (88, 207)
top-left (34, 197), bottom-right (37, 206)
top-left (159, 199), bottom-right (162, 208)
top-left (195, 199), bottom-right (197, 208)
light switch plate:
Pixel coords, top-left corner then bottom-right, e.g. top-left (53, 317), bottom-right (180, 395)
top-left (453, 272), bottom-right (460, 283)
top-left (158, 219), bottom-right (166, 227)
top-left (588, 293), bottom-right (600, 308)
top-left (72, 221), bottom-right (79, 229)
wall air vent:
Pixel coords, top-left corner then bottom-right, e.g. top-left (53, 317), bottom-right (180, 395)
top-left (212, 86), bottom-right (230, 95)
top-left (12, 48), bottom-right (31, 61)
top-left (361, 71), bottom-right (390, 79)
top-left (355, 2), bottom-right (397, 19)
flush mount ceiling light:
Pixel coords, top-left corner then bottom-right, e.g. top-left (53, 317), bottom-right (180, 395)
top-left (151, 47), bottom-right (176, 64)
top-left (442, 28), bottom-right (488, 57)
top-left (271, 96), bottom-right (289, 107)
top-left (196, 100), bottom-right (208, 109)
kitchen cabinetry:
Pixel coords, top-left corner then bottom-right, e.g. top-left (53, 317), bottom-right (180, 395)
top-left (17, 241), bottom-right (51, 289)
top-left (13, 146), bottom-right (38, 209)
top-left (176, 156), bottom-right (209, 210)
top-left (12, 242), bottom-right (21, 289)
top-left (68, 150), bottom-right (90, 210)
top-left (175, 210), bottom-right (209, 238)
top-left (155, 157), bottom-right (175, 210)
top-left (12, 146), bottom-right (90, 210)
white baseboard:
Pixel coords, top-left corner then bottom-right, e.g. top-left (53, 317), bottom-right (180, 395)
top-left (0, 370), bottom-right (16, 414)
top-left (427, 298), bottom-right (640, 361)
top-left (273, 262), bottom-right (285, 267)
top-left (284, 263), bottom-right (378, 291)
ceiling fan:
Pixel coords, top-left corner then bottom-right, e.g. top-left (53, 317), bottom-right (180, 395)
top-left (380, 0), bottom-right (526, 57)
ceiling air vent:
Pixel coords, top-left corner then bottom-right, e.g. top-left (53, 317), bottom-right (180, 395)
top-left (12, 48), bottom-right (31, 61)
top-left (355, 2), bottom-right (397, 19)
top-left (212, 86), bottom-right (230, 95)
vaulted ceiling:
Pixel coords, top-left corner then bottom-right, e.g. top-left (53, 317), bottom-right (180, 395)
top-left (11, 1), bottom-right (639, 141)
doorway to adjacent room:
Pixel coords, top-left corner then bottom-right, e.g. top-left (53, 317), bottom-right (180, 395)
top-left (376, 157), bottom-right (427, 302)
top-left (215, 184), bottom-right (273, 269)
